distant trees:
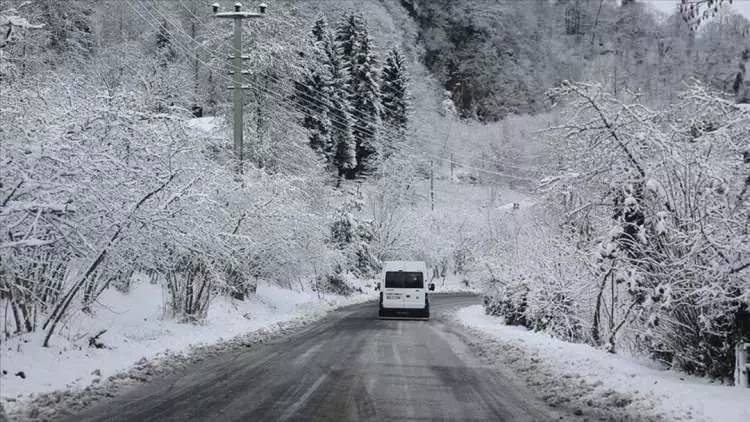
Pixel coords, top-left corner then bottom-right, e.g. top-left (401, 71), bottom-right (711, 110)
top-left (380, 48), bottom-right (410, 150)
top-left (293, 14), bottom-right (356, 183)
top-left (337, 12), bottom-right (382, 177)
top-left (324, 30), bottom-right (359, 181)
top-left (294, 17), bottom-right (335, 158)
top-left (1, 0), bottom-right (93, 80)
top-left (36, 0), bottom-right (94, 55)
top-left (680, 0), bottom-right (733, 29)
top-left (293, 11), bottom-right (410, 183)
top-left (734, 49), bottom-right (750, 103)
top-left (696, 12), bottom-right (750, 95)
top-left (407, 0), bottom-right (564, 120)
top-left (407, 0), bottom-right (750, 119)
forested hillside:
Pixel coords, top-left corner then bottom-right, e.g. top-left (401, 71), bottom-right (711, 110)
top-left (2, 2), bottom-right (750, 418)
top-left (1, 0), bottom-right (506, 367)
top-left (403, 0), bottom-right (750, 120)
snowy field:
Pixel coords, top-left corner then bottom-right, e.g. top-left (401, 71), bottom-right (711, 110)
top-left (0, 282), bottom-right (375, 412)
top-left (456, 305), bottom-right (750, 422)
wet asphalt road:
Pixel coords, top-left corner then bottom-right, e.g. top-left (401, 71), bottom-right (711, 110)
top-left (64, 294), bottom-right (559, 422)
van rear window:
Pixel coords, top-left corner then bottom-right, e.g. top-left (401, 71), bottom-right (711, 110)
top-left (385, 272), bottom-right (424, 289)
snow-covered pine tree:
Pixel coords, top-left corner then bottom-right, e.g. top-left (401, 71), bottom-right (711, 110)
top-left (334, 11), bottom-right (359, 65)
top-left (320, 21), bottom-right (357, 183)
top-left (330, 101), bottom-right (357, 183)
top-left (336, 12), bottom-right (382, 177)
top-left (155, 19), bottom-right (177, 64)
top-left (36, 0), bottom-right (95, 55)
top-left (733, 49), bottom-right (750, 104)
top-left (350, 28), bottom-right (382, 176)
top-left (380, 47), bottom-right (410, 150)
top-left (293, 13), bottom-right (356, 183)
top-left (311, 13), bottom-right (328, 43)
top-left (293, 25), bottom-right (334, 161)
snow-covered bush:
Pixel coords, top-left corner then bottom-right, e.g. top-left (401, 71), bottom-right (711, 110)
top-left (330, 194), bottom-right (380, 278)
top-left (479, 81), bottom-right (749, 379)
top-left (484, 276), bottom-right (529, 327)
top-left (314, 267), bottom-right (360, 296)
top-left (540, 81), bottom-right (750, 380)
top-left (0, 30), bottom-right (338, 345)
top-left (479, 207), bottom-right (590, 343)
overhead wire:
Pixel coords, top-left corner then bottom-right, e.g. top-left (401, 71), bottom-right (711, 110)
top-left (125, 0), bottom-right (325, 169)
top-left (247, 11), bottom-right (542, 175)
top-left (131, 0), bottom-right (530, 182)
top-left (108, 2), bottom-right (526, 202)
top-left (141, 1), bottom-right (537, 177)
top-left (128, 0), bottom-right (537, 182)
top-left (159, 2), bottom-right (535, 172)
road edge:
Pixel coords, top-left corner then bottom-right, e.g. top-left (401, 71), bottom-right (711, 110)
top-left (3, 298), bottom-right (376, 422)
top-left (450, 305), bottom-right (677, 422)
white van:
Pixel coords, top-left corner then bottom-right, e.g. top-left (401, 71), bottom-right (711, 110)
top-left (377, 261), bottom-right (435, 319)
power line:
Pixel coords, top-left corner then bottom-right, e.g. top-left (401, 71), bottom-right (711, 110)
top-left (141, 3), bottom-right (533, 176)
top-left (127, 1), bottom-right (538, 182)
top-left (125, 0), bottom-right (323, 169)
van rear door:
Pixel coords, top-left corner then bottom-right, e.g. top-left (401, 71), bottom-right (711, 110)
top-left (384, 272), bottom-right (404, 308)
top-left (384, 271), bottom-right (424, 309)
top-left (400, 272), bottom-right (425, 309)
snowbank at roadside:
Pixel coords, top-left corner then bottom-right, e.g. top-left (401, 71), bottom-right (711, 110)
top-left (456, 305), bottom-right (749, 422)
top-left (0, 281), bottom-right (373, 408)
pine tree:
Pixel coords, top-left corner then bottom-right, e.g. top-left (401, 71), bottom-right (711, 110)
top-left (311, 13), bottom-right (328, 43)
top-left (321, 24), bottom-right (357, 181)
top-left (380, 47), bottom-right (410, 149)
top-left (37, 0), bottom-right (95, 55)
top-left (734, 49), bottom-right (750, 104)
top-left (155, 19), bottom-right (177, 64)
top-left (335, 12), bottom-right (381, 177)
top-left (334, 12), bottom-right (360, 65)
top-left (293, 14), bottom-right (356, 183)
top-left (329, 98), bottom-right (357, 183)
top-left (293, 36), bottom-right (333, 158)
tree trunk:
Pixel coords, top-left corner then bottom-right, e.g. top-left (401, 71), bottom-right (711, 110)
top-left (607, 299), bottom-right (638, 353)
top-left (185, 271), bottom-right (194, 316)
top-left (592, 265), bottom-right (613, 346)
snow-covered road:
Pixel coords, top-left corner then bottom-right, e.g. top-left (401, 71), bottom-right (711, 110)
top-left (55, 294), bottom-right (561, 422)
top-left (6, 293), bottom-right (745, 422)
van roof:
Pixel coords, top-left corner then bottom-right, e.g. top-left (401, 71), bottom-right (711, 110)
top-left (383, 261), bottom-right (427, 272)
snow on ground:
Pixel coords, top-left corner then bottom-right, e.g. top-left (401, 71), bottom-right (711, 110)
top-left (0, 281), bottom-right (374, 418)
top-left (495, 198), bottom-right (536, 212)
top-left (184, 116), bottom-right (223, 136)
top-left (456, 305), bottom-right (750, 422)
top-left (431, 274), bottom-right (481, 294)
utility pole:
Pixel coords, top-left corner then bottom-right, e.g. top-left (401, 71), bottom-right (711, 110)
top-left (212, 2), bottom-right (266, 172)
top-left (430, 160), bottom-right (435, 211)
top-left (450, 153), bottom-right (455, 181)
